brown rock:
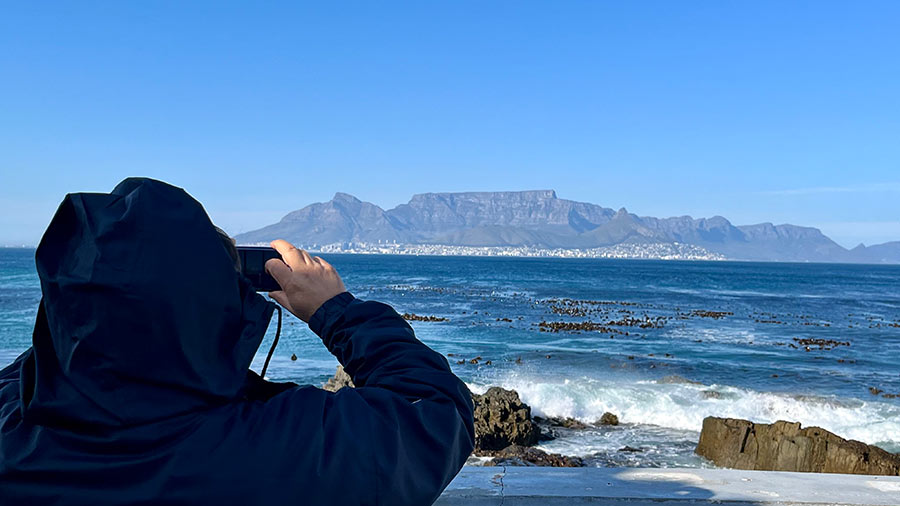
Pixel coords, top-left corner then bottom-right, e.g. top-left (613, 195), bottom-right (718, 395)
top-left (471, 387), bottom-right (541, 451)
top-left (483, 445), bottom-right (583, 467)
top-left (544, 417), bottom-right (590, 430)
top-left (696, 417), bottom-right (900, 476)
top-left (322, 365), bottom-right (355, 392)
top-left (598, 412), bottom-right (620, 426)
top-left (401, 313), bottom-right (449, 322)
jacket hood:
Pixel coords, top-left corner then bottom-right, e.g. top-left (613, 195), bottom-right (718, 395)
top-left (20, 178), bottom-right (274, 428)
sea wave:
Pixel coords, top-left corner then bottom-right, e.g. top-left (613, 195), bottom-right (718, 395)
top-left (467, 373), bottom-right (900, 452)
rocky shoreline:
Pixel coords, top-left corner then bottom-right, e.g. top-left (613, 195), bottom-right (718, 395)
top-left (322, 367), bottom-right (900, 475)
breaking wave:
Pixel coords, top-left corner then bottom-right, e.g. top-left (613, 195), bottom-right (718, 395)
top-left (468, 373), bottom-right (900, 452)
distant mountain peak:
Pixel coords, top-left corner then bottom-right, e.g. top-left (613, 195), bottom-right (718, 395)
top-left (332, 192), bottom-right (361, 203)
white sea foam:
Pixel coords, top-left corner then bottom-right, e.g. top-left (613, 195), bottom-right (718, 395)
top-left (467, 374), bottom-right (900, 451)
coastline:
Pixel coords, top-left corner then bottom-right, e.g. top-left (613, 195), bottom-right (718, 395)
top-left (233, 243), bottom-right (900, 265)
top-left (234, 241), bottom-right (724, 261)
top-left (310, 242), bottom-right (725, 261)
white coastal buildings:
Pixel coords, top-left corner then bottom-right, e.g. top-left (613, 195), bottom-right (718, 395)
top-left (309, 242), bottom-right (725, 261)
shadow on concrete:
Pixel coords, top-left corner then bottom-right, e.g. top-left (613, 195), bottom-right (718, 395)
top-left (605, 467), bottom-right (763, 506)
top-left (437, 466), bottom-right (781, 505)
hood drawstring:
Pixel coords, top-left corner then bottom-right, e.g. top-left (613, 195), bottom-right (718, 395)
top-left (213, 227), bottom-right (284, 380)
top-left (260, 305), bottom-right (282, 378)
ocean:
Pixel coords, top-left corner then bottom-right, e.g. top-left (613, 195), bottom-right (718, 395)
top-left (2, 248), bottom-right (899, 467)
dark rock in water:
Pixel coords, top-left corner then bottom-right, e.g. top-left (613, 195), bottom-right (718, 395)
top-left (691, 310), bottom-right (733, 319)
top-left (696, 417), bottom-right (900, 476)
top-left (701, 390), bottom-right (723, 399)
top-left (400, 312), bottom-right (449, 322)
top-left (598, 412), bottom-right (620, 426)
top-left (471, 387), bottom-right (541, 451)
top-left (536, 431), bottom-right (556, 442)
top-left (658, 374), bottom-right (702, 385)
top-left (560, 417), bottom-right (588, 429)
top-left (530, 417), bottom-right (557, 441)
top-left (544, 416), bottom-right (590, 430)
top-left (793, 337), bottom-right (850, 351)
top-left (483, 445), bottom-right (583, 467)
top-left (618, 446), bottom-right (643, 453)
top-left (322, 365), bottom-right (355, 392)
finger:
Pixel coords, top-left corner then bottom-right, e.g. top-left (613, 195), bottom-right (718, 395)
top-left (313, 256), bottom-right (334, 270)
top-left (265, 258), bottom-right (293, 288)
top-left (298, 249), bottom-right (315, 266)
top-left (270, 239), bottom-right (305, 269)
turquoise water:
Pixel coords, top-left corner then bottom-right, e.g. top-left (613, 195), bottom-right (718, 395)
top-left (2, 248), bottom-right (899, 467)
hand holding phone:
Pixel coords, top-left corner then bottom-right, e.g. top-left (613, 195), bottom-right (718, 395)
top-left (263, 240), bottom-right (347, 322)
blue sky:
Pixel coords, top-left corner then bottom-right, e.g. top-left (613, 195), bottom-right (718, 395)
top-left (1, 1), bottom-right (898, 247)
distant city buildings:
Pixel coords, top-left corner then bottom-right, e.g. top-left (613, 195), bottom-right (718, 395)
top-left (305, 242), bottom-right (726, 260)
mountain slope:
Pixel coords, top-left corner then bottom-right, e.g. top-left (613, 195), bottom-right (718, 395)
top-left (235, 192), bottom-right (410, 245)
top-left (850, 241), bottom-right (900, 264)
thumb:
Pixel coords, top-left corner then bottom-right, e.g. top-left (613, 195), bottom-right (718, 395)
top-left (265, 258), bottom-right (292, 289)
top-left (268, 290), bottom-right (291, 311)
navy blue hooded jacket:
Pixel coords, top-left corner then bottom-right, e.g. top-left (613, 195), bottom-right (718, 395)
top-left (0, 178), bottom-right (475, 505)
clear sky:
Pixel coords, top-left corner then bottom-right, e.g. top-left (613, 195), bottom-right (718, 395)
top-left (1, 1), bottom-right (898, 248)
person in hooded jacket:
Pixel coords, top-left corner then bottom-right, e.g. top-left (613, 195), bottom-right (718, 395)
top-left (0, 178), bottom-right (475, 505)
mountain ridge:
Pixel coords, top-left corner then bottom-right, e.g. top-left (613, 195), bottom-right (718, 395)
top-left (234, 190), bottom-right (898, 264)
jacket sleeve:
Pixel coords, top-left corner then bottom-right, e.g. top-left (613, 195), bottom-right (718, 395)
top-left (308, 291), bottom-right (474, 505)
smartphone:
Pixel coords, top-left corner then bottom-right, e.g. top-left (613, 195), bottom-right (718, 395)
top-left (236, 246), bottom-right (282, 292)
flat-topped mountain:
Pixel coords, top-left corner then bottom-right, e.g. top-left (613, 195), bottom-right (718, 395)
top-left (234, 190), bottom-right (897, 263)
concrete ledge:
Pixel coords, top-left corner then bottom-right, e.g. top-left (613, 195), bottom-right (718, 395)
top-left (437, 467), bottom-right (900, 505)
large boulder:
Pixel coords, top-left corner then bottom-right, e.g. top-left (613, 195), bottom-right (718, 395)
top-left (696, 417), bottom-right (900, 476)
top-left (472, 387), bottom-right (541, 451)
top-left (322, 365), bottom-right (355, 392)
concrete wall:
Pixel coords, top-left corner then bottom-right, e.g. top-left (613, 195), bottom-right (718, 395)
top-left (437, 467), bottom-right (900, 505)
